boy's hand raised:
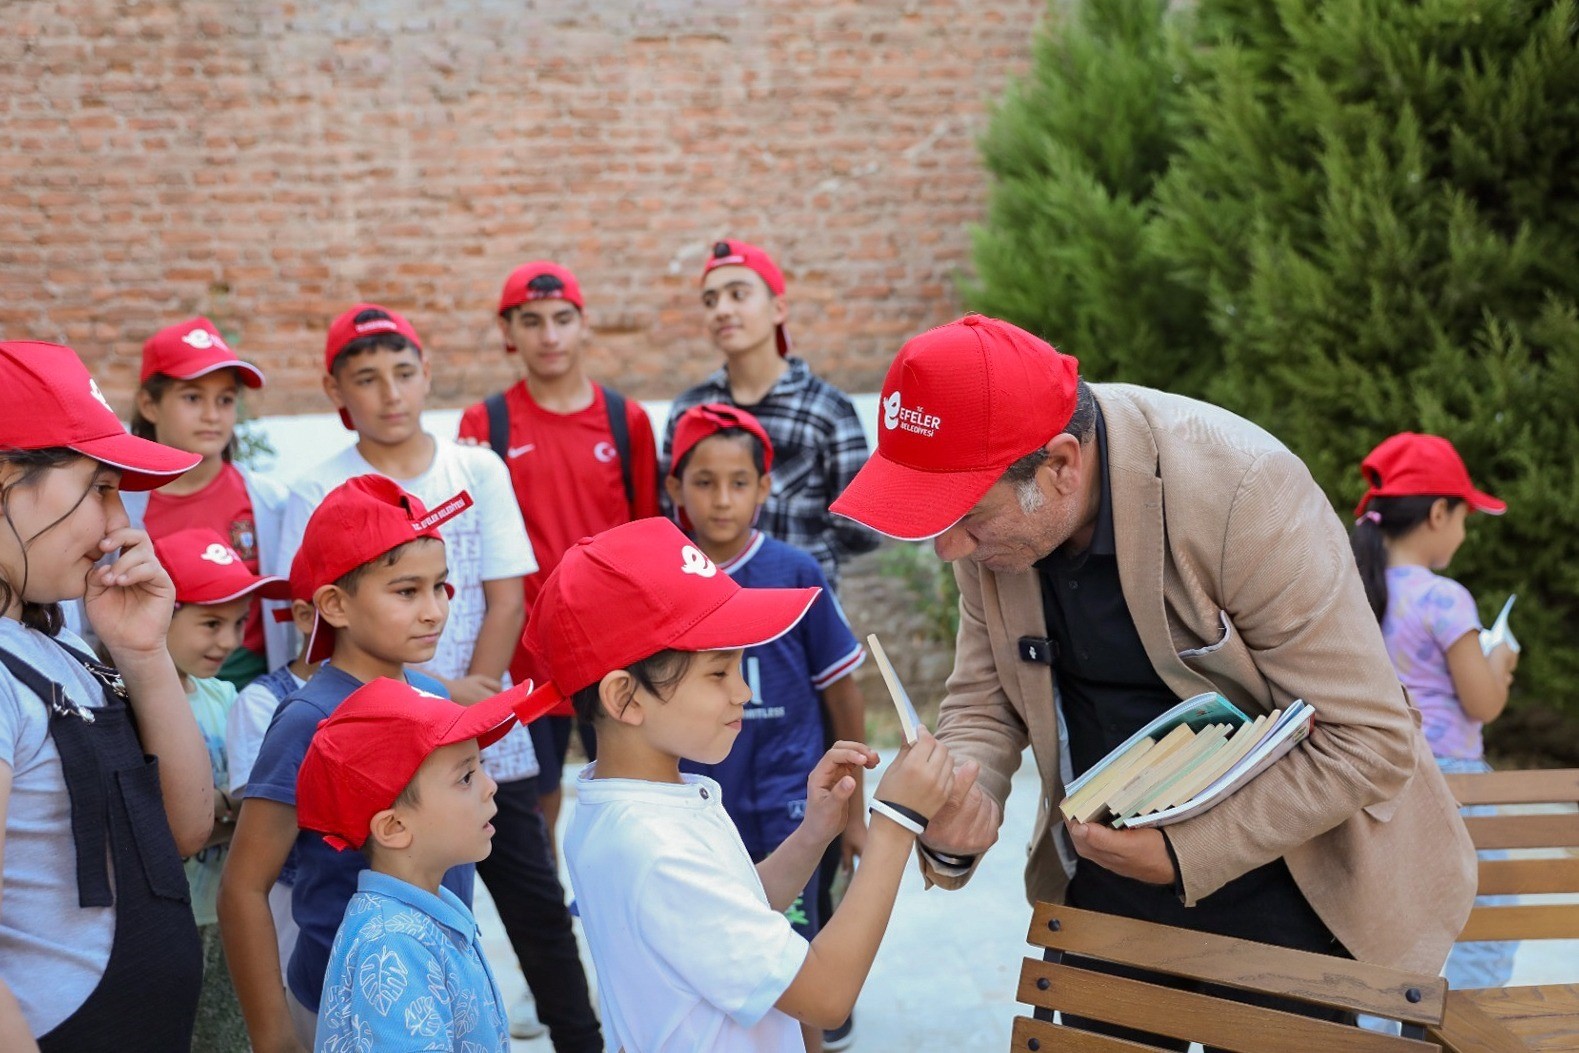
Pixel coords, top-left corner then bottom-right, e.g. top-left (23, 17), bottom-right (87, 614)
top-left (872, 729), bottom-right (955, 826)
top-left (801, 741), bottom-right (879, 847)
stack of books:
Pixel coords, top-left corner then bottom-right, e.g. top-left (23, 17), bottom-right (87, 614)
top-left (1059, 694), bottom-right (1314, 829)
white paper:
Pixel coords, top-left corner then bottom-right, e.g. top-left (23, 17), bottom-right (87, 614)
top-left (867, 634), bottom-right (922, 745)
top-left (1480, 594), bottom-right (1519, 655)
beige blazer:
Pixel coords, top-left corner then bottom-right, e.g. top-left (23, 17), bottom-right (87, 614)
top-left (925, 384), bottom-right (1476, 973)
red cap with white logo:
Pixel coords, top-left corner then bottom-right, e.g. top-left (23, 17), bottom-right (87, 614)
top-left (323, 304), bottom-right (424, 430)
top-left (153, 527), bottom-right (290, 605)
top-left (141, 317), bottom-right (265, 388)
top-left (498, 261), bottom-right (584, 315)
top-left (297, 677), bottom-right (524, 851)
top-left (296, 475), bottom-right (471, 663)
top-left (830, 314), bottom-right (1080, 541)
top-left (521, 517), bottom-right (819, 708)
top-left (0, 341), bottom-right (200, 491)
top-left (700, 239), bottom-right (792, 356)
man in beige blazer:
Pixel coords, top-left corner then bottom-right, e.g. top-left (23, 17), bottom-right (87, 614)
top-left (832, 315), bottom-right (1475, 991)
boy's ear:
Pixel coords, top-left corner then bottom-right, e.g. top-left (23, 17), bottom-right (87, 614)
top-left (290, 598), bottom-right (317, 635)
top-left (316, 585), bottom-right (351, 630)
top-left (754, 471), bottom-right (772, 505)
top-left (321, 373), bottom-right (346, 412)
top-left (495, 314), bottom-right (516, 353)
top-left (664, 474), bottom-right (684, 506)
top-left (770, 294), bottom-right (788, 326)
top-left (368, 808), bottom-right (412, 852)
top-left (598, 670), bottom-right (645, 727)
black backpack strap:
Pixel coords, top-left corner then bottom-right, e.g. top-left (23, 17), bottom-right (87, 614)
top-left (602, 386), bottom-right (635, 510)
top-left (484, 391), bottom-right (510, 462)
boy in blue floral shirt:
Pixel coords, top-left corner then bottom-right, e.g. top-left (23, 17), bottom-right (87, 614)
top-left (298, 675), bottom-right (546, 1052)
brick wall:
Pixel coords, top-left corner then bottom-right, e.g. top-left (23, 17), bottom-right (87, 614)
top-left (0, 0), bottom-right (1047, 416)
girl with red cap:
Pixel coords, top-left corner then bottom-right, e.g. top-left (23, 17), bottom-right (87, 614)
top-left (0, 341), bottom-right (214, 1050)
top-left (1350, 431), bottom-right (1518, 991)
top-left (126, 317), bottom-right (293, 689)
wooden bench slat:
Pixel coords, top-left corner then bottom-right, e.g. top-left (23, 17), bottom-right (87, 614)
top-left (1447, 769), bottom-right (1579, 807)
top-left (1016, 958), bottom-right (1440, 1053)
top-left (1463, 813), bottom-right (1579, 850)
top-left (1460, 904), bottom-right (1579, 942)
top-left (1476, 856), bottom-right (1579, 896)
top-left (1010, 1015), bottom-right (1171, 1051)
top-left (1025, 902), bottom-right (1445, 1024)
top-left (1428, 989), bottom-right (1532, 1053)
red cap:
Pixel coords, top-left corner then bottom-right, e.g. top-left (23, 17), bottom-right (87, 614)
top-left (522, 518), bottom-right (819, 707)
top-left (154, 527), bottom-right (290, 605)
top-left (271, 547), bottom-right (315, 623)
top-left (701, 239), bottom-right (791, 356)
top-left (0, 341), bottom-right (200, 492)
top-left (140, 318), bottom-right (264, 389)
top-left (830, 315), bottom-right (1080, 541)
top-left (498, 261), bottom-right (584, 315)
top-left (669, 403), bottom-right (776, 478)
top-left (297, 475), bottom-right (473, 663)
top-left (1355, 433), bottom-right (1505, 518)
top-left (296, 677), bottom-right (523, 851)
top-left (324, 304), bottom-right (423, 430)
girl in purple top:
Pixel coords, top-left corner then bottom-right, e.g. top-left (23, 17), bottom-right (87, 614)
top-left (1350, 432), bottom-right (1518, 989)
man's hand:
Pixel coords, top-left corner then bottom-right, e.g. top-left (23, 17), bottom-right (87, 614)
top-left (918, 759), bottom-right (999, 858)
top-left (1065, 820), bottom-right (1176, 885)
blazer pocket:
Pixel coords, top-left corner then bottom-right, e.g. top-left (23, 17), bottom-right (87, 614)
top-left (1177, 610), bottom-right (1234, 659)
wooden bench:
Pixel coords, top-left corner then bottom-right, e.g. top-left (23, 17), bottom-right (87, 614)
top-left (1446, 768), bottom-right (1579, 943)
top-left (1012, 901), bottom-right (1448, 1052)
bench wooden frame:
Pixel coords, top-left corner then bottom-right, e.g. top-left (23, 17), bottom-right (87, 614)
top-left (1011, 902), bottom-right (1447, 1052)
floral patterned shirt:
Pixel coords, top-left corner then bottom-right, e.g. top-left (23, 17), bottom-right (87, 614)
top-left (316, 870), bottom-right (508, 1053)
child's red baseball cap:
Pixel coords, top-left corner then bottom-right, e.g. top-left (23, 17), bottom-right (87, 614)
top-left (154, 527), bottom-right (290, 605)
top-left (323, 304), bottom-right (424, 429)
top-left (830, 315), bottom-right (1080, 541)
top-left (668, 402), bottom-right (776, 478)
top-left (270, 547), bottom-right (315, 624)
top-left (296, 475), bottom-right (472, 663)
top-left (140, 318), bottom-right (265, 388)
top-left (0, 341), bottom-right (200, 491)
top-left (297, 677), bottom-right (524, 851)
top-left (520, 517), bottom-right (819, 712)
top-left (701, 239), bottom-right (792, 356)
top-left (1355, 433), bottom-right (1505, 518)
top-left (499, 261), bottom-right (584, 315)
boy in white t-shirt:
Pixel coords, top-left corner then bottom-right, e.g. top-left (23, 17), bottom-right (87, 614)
top-left (516, 518), bottom-right (972, 1053)
top-left (277, 303), bottom-right (601, 1051)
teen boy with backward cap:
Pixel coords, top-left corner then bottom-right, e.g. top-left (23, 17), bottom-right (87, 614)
top-left (830, 314), bottom-right (1477, 1048)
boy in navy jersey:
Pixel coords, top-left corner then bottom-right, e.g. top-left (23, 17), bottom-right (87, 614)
top-left (667, 404), bottom-right (869, 1053)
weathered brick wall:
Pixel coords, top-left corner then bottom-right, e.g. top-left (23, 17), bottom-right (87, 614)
top-left (0, 0), bottom-right (1046, 415)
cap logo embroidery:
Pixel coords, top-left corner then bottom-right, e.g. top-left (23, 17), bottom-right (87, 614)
top-left (680, 545), bottom-right (717, 578)
top-left (353, 319), bottom-right (399, 335)
top-left (200, 542), bottom-right (237, 565)
top-left (411, 491), bottom-right (474, 531)
top-left (88, 378), bottom-right (113, 413)
top-left (882, 390), bottom-right (941, 437)
top-left (181, 329), bottom-right (222, 351)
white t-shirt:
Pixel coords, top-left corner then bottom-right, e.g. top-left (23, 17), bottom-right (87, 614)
top-left (0, 621), bottom-right (115, 1035)
top-left (565, 769), bottom-right (809, 1053)
top-left (226, 669), bottom-right (307, 795)
top-left (279, 435), bottom-right (540, 781)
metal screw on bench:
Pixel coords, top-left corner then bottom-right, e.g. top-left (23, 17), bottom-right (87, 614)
top-left (1027, 1040), bottom-right (1041, 1051)
top-left (1036, 977), bottom-right (1050, 991)
top-left (1047, 918), bottom-right (1061, 931)
top-left (1406, 987), bottom-right (1422, 1003)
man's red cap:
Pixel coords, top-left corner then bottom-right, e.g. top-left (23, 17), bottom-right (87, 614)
top-left (498, 261), bottom-right (584, 315)
top-left (296, 677), bottom-right (523, 852)
top-left (830, 315), bottom-right (1080, 541)
top-left (1355, 433), bottom-right (1505, 518)
top-left (297, 475), bottom-right (472, 663)
top-left (0, 341), bottom-right (200, 491)
top-left (700, 239), bottom-right (791, 356)
top-left (154, 527), bottom-right (290, 605)
top-left (140, 317), bottom-right (264, 389)
top-left (520, 518), bottom-right (819, 711)
top-left (323, 304), bottom-right (424, 430)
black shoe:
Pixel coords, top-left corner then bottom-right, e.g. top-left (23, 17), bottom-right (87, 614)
top-left (823, 1012), bottom-right (854, 1051)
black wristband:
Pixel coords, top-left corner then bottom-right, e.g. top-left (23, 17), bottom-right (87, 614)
top-left (920, 843), bottom-right (976, 869)
top-left (875, 798), bottom-right (928, 832)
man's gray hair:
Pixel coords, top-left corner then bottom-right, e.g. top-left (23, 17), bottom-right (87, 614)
top-left (999, 380), bottom-right (1095, 511)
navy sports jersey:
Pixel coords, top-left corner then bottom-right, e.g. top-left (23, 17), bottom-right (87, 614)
top-left (683, 531), bottom-right (864, 855)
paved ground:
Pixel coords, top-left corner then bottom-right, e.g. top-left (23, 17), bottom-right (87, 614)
top-left (478, 750), bottom-right (1578, 1051)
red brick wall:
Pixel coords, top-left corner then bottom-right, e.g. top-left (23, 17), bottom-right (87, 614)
top-left (0, 0), bottom-right (1046, 415)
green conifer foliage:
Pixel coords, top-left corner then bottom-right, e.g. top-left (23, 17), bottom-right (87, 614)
top-left (971, 0), bottom-right (1579, 716)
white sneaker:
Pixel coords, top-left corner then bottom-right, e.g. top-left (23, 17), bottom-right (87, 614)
top-left (509, 991), bottom-right (548, 1040)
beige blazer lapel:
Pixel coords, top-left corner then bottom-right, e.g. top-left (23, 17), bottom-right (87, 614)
top-left (994, 569), bottom-right (1059, 760)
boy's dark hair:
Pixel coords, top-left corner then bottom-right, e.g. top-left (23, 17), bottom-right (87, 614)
top-left (130, 373), bottom-right (237, 463)
top-left (331, 308), bottom-right (421, 374)
top-left (331, 537), bottom-right (441, 595)
top-left (1351, 494), bottom-right (1465, 622)
top-left (0, 447), bottom-right (95, 636)
top-left (999, 379), bottom-right (1096, 487)
top-left (671, 428), bottom-right (768, 480)
top-left (500, 274), bottom-right (580, 322)
top-left (569, 649), bottom-right (695, 724)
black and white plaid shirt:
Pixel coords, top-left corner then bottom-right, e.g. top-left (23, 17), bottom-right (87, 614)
top-left (663, 357), bottom-right (880, 590)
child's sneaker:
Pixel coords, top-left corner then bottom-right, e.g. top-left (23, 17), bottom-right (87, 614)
top-left (510, 990), bottom-right (547, 1039)
top-left (823, 1012), bottom-right (854, 1051)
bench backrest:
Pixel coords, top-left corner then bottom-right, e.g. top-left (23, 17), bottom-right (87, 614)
top-left (1447, 768), bottom-right (1579, 942)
